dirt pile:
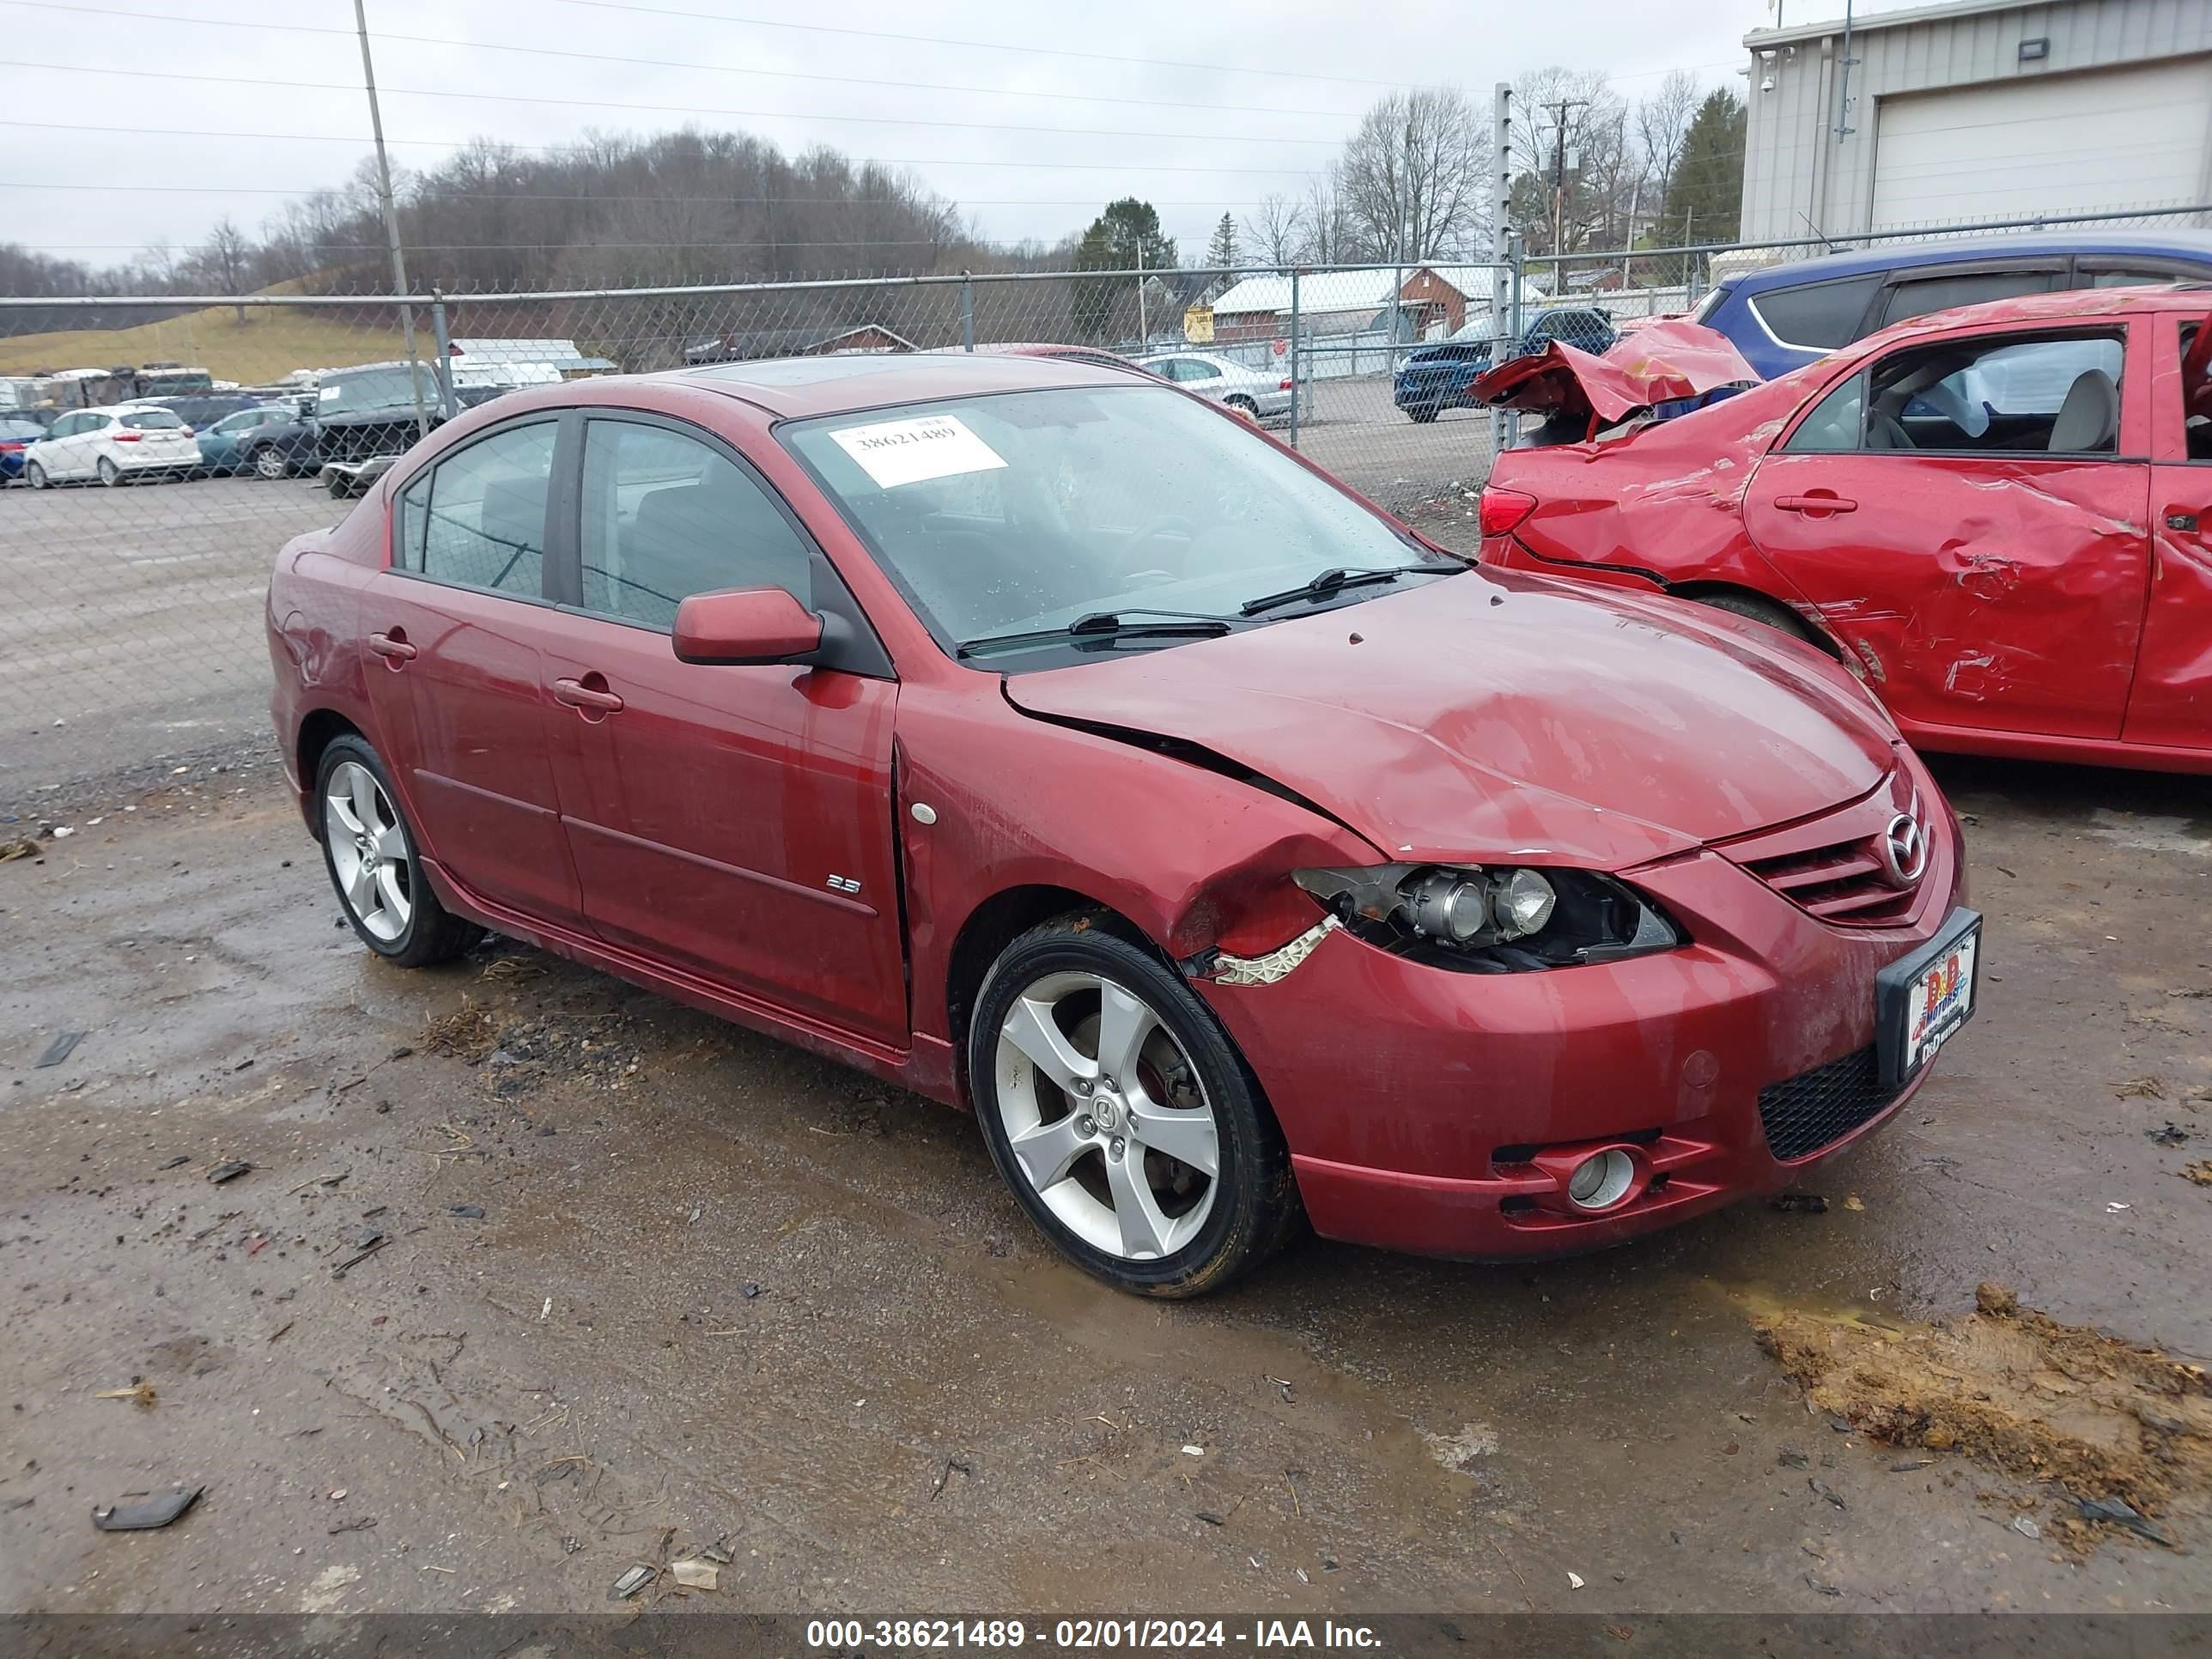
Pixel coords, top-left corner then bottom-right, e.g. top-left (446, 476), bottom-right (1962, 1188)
top-left (1755, 1283), bottom-right (2212, 1533)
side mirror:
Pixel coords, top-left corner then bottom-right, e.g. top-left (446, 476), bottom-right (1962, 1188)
top-left (672, 586), bottom-right (824, 666)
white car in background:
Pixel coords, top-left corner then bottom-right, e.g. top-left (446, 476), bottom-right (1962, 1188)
top-left (25, 404), bottom-right (199, 487)
top-left (1139, 350), bottom-right (1294, 420)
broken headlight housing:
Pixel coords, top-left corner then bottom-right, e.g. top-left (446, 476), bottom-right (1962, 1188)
top-left (1292, 863), bottom-right (1681, 973)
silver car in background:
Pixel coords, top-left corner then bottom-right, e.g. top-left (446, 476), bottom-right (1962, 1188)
top-left (1139, 350), bottom-right (1293, 421)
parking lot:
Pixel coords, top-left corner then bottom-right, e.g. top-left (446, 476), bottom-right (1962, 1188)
top-left (0, 377), bottom-right (1494, 805)
top-left (3, 750), bottom-right (2208, 1615)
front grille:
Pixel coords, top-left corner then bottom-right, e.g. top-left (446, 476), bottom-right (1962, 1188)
top-left (1757, 1044), bottom-right (1901, 1162)
top-left (1717, 772), bottom-right (1928, 927)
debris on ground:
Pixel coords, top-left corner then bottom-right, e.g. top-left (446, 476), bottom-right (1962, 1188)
top-left (2179, 1162), bottom-right (2212, 1188)
top-left (422, 1002), bottom-right (500, 1061)
top-left (671, 1559), bottom-right (719, 1590)
top-left (1770, 1194), bottom-right (1828, 1214)
top-left (1808, 1478), bottom-right (1847, 1510)
top-left (2009, 1515), bottom-right (2041, 1540)
top-left (35, 1031), bottom-right (85, 1068)
top-left (1890, 1457), bottom-right (1935, 1474)
top-left (94, 1381), bottom-right (157, 1410)
top-left (328, 1516), bottom-right (378, 1535)
top-left (611, 1565), bottom-right (656, 1600)
top-left (155, 1156), bottom-right (190, 1171)
top-left (2113, 1077), bottom-right (2166, 1100)
top-left (1754, 1283), bottom-right (2212, 1533)
top-left (2148, 1122), bottom-right (2192, 1147)
top-left (1566, 1571), bottom-right (1585, 1589)
top-left (0, 836), bottom-right (40, 861)
top-left (448, 1205), bottom-right (485, 1219)
top-left (2069, 1494), bottom-right (2179, 1548)
top-left (91, 1485), bottom-right (202, 1531)
top-left (331, 1227), bottom-right (390, 1279)
top-left (205, 1160), bottom-right (252, 1185)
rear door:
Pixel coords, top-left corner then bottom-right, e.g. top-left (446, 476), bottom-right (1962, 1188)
top-left (2132, 313), bottom-right (2212, 753)
top-left (534, 412), bottom-right (907, 1043)
top-left (1744, 319), bottom-right (2152, 742)
top-left (365, 416), bottom-right (583, 925)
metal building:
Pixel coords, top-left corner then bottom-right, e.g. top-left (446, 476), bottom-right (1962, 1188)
top-left (1741, 0), bottom-right (2212, 243)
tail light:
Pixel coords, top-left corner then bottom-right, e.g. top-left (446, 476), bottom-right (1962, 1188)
top-left (1279, 379), bottom-right (1292, 391)
top-left (179, 427), bottom-right (195, 438)
top-left (112, 431), bottom-right (141, 442)
top-left (1478, 485), bottom-right (1537, 537)
top-left (0, 441), bottom-right (23, 453)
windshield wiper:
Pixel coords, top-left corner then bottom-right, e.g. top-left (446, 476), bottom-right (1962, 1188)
top-left (955, 608), bottom-right (1241, 660)
top-left (1236, 562), bottom-right (1455, 617)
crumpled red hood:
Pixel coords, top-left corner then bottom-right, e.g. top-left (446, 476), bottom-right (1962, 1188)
top-left (1003, 569), bottom-right (1895, 870)
top-left (1470, 319), bottom-right (1759, 428)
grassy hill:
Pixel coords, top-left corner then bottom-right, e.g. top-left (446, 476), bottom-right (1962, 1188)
top-left (0, 295), bottom-right (428, 385)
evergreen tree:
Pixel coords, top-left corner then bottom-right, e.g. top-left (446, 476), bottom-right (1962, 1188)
top-left (1657, 89), bottom-right (1746, 246)
top-left (1205, 212), bottom-right (1239, 273)
top-left (1072, 199), bottom-right (1177, 340)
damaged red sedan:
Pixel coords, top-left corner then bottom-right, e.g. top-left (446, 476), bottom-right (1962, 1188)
top-left (1481, 287), bottom-right (2212, 774)
top-left (268, 352), bottom-right (1978, 1296)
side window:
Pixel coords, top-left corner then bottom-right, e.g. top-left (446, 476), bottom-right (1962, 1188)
top-left (394, 470), bottom-right (430, 571)
top-left (1784, 373), bottom-right (1865, 453)
top-left (1862, 331), bottom-right (2124, 455)
top-left (2179, 322), bottom-right (2212, 461)
top-left (1878, 268), bottom-right (2054, 327)
top-left (2085, 267), bottom-right (2183, 289)
top-left (1748, 275), bottom-right (1881, 349)
top-left (1185, 361), bottom-right (1222, 382)
top-left (416, 422), bottom-right (556, 595)
top-left (1155, 360), bottom-right (1188, 382)
top-left (579, 419), bottom-right (814, 630)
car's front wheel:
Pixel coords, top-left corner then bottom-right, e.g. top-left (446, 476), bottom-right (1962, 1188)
top-left (969, 915), bottom-right (1299, 1297)
top-left (24, 461), bottom-right (47, 489)
top-left (252, 446), bottom-right (289, 480)
top-left (97, 457), bottom-right (122, 487)
top-left (316, 736), bottom-right (482, 968)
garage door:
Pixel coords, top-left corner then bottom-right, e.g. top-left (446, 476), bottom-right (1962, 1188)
top-left (1870, 57), bottom-right (2212, 229)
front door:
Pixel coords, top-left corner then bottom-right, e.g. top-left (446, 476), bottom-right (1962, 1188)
top-left (41, 412), bottom-right (95, 478)
top-left (1745, 324), bottom-right (2151, 742)
top-left (364, 417), bottom-right (584, 925)
top-left (536, 414), bottom-right (906, 1044)
top-left (2132, 313), bottom-right (2212, 752)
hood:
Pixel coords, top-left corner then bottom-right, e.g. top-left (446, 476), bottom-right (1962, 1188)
top-left (1003, 568), bottom-right (1893, 870)
top-left (1470, 319), bottom-right (1758, 434)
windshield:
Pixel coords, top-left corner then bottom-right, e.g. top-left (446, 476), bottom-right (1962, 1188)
top-left (320, 366), bottom-right (437, 416)
top-left (782, 386), bottom-right (1461, 665)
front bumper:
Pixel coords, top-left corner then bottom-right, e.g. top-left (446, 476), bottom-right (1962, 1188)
top-left (1194, 777), bottom-right (1967, 1261)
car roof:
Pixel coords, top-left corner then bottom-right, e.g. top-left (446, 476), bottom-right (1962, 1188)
top-left (667, 350), bottom-right (1146, 419)
top-left (1723, 229), bottom-right (2212, 295)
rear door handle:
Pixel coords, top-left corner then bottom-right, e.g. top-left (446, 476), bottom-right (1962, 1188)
top-left (1773, 493), bottom-right (1858, 515)
top-left (551, 676), bottom-right (624, 714)
top-left (368, 630), bottom-right (416, 661)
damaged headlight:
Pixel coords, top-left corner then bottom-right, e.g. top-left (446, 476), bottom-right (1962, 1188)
top-left (1292, 863), bottom-right (1680, 972)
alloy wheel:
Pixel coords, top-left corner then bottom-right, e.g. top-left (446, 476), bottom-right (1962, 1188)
top-left (253, 447), bottom-right (287, 480)
top-left (323, 760), bottom-right (413, 943)
top-left (993, 970), bottom-right (1220, 1261)
top-left (97, 457), bottom-right (120, 487)
top-left (24, 462), bottom-right (46, 489)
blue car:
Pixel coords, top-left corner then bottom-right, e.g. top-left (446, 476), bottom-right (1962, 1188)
top-left (1392, 307), bottom-right (1618, 422)
top-left (1692, 229), bottom-right (2212, 380)
top-left (0, 416), bottom-right (47, 481)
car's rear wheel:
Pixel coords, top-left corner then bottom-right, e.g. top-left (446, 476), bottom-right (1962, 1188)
top-left (1406, 404), bottom-right (1440, 423)
top-left (97, 457), bottom-right (121, 487)
top-left (1224, 395), bottom-right (1259, 422)
top-left (24, 461), bottom-right (47, 489)
top-left (1694, 591), bottom-right (1824, 648)
top-left (252, 446), bottom-right (289, 480)
top-left (317, 736), bottom-right (482, 968)
top-left (968, 915), bottom-right (1299, 1297)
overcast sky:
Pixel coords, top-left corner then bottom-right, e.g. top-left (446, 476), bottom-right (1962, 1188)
top-left (3, 0), bottom-right (1919, 266)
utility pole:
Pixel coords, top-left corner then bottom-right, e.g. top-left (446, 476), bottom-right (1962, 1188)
top-left (1492, 82), bottom-right (1516, 459)
top-left (1136, 239), bottom-right (1147, 347)
top-left (352, 0), bottom-right (428, 441)
top-left (1834, 0), bottom-right (1859, 145)
top-left (1541, 97), bottom-right (1587, 297)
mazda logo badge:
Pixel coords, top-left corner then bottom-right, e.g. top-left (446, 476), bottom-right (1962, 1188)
top-left (1877, 812), bottom-right (1927, 889)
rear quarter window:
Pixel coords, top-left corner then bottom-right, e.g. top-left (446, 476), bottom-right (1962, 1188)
top-left (1748, 275), bottom-right (1881, 349)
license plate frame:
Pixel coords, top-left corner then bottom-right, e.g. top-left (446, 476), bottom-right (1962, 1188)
top-left (1875, 906), bottom-right (1982, 1087)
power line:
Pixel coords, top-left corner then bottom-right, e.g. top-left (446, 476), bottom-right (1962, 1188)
top-left (0, 0), bottom-right (1365, 122)
top-left (3, 59), bottom-right (1335, 150)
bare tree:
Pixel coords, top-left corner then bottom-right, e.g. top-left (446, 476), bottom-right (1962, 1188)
top-left (1333, 88), bottom-right (1492, 262)
top-left (188, 218), bottom-right (255, 321)
top-left (1510, 68), bottom-right (1631, 270)
top-left (1243, 193), bottom-right (1304, 266)
top-left (1635, 70), bottom-right (1702, 216)
top-left (1297, 174), bottom-right (1357, 265)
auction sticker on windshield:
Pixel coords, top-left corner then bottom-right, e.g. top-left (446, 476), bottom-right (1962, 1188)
top-left (830, 413), bottom-right (1007, 489)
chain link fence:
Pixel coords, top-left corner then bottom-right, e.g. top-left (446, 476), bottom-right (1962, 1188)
top-left (4, 202), bottom-right (2209, 799)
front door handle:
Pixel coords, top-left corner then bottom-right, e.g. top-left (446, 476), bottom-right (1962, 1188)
top-left (1773, 492), bottom-right (1859, 515)
top-left (551, 676), bottom-right (624, 714)
top-left (368, 630), bottom-right (416, 661)
top-left (2166, 510), bottom-right (2200, 533)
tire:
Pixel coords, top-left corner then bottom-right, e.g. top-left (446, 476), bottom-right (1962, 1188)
top-left (968, 913), bottom-right (1300, 1297)
top-left (1693, 591), bottom-right (1823, 648)
top-left (97, 456), bottom-right (122, 487)
top-left (1406, 404), bottom-right (1440, 423)
top-left (315, 735), bottom-right (482, 969)
top-left (1224, 395), bottom-right (1259, 422)
top-left (252, 446), bottom-right (289, 480)
top-left (24, 461), bottom-right (47, 489)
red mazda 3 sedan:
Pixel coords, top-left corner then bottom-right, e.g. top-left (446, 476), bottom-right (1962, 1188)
top-left (267, 351), bottom-right (1978, 1296)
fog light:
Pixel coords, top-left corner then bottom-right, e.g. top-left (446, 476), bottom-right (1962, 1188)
top-left (1566, 1148), bottom-right (1635, 1210)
